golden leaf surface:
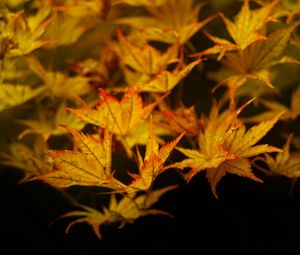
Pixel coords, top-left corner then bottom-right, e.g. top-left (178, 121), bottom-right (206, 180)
top-left (209, 25), bottom-right (299, 106)
top-left (246, 85), bottom-right (300, 122)
top-left (36, 126), bottom-right (126, 190)
top-left (169, 103), bottom-right (282, 197)
top-left (1, 9), bottom-right (51, 56)
top-left (118, 0), bottom-right (214, 44)
top-left (68, 88), bottom-right (160, 138)
top-left (156, 106), bottom-right (200, 137)
top-left (60, 185), bottom-right (176, 239)
top-left (263, 135), bottom-right (300, 178)
top-left (126, 122), bottom-right (184, 191)
top-left (220, 0), bottom-right (278, 50)
top-left (0, 84), bottom-right (46, 112)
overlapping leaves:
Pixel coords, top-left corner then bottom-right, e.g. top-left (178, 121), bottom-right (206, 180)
top-left (169, 102), bottom-right (282, 197)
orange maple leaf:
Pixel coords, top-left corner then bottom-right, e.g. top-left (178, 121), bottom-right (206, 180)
top-left (169, 102), bottom-right (282, 197)
top-left (127, 121), bottom-right (184, 191)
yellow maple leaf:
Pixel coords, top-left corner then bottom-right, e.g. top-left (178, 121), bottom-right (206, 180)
top-left (117, 29), bottom-right (179, 75)
top-left (36, 126), bottom-right (126, 190)
top-left (219, 0), bottom-right (278, 50)
top-left (17, 103), bottom-right (86, 141)
top-left (1, 9), bottom-right (51, 57)
top-left (0, 137), bottom-right (51, 180)
top-left (134, 60), bottom-right (201, 93)
top-left (206, 159), bottom-right (262, 198)
top-left (246, 85), bottom-right (300, 122)
top-left (203, 113), bottom-right (282, 197)
top-left (68, 88), bottom-right (164, 153)
top-left (0, 84), bottom-right (46, 112)
top-left (117, 0), bottom-right (214, 44)
top-left (118, 30), bottom-right (200, 92)
top-left (256, 0), bottom-right (300, 23)
top-left (262, 135), bottom-right (300, 178)
top-left (126, 121), bottom-right (184, 191)
top-left (168, 102), bottom-right (241, 180)
top-left (169, 102), bottom-right (282, 197)
top-left (60, 185), bottom-right (176, 239)
top-left (209, 25), bottom-right (299, 107)
top-left (224, 113), bottom-right (283, 158)
top-left (28, 57), bottom-right (91, 98)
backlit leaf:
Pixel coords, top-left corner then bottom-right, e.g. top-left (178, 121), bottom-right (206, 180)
top-left (208, 26), bottom-right (299, 106)
top-left (36, 126), bottom-right (126, 190)
top-left (1, 9), bottom-right (51, 56)
top-left (170, 102), bottom-right (281, 197)
top-left (263, 135), bottom-right (300, 177)
top-left (68, 88), bottom-right (162, 141)
top-left (156, 106), bottom-right (200, 137)
top-left (219, 0), bottom-right (278, 50)
top-left (118, 0), bottom-right (214, 44)
top-left (60, 185), bottom-right (176, 239)
top-left (127, 121), bottom-right (184, 191)
top-left (0, 84), bottom-right (46, 112)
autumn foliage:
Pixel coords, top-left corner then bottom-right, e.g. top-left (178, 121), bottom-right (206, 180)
top-left (1, 0), bottom-right (300, 239)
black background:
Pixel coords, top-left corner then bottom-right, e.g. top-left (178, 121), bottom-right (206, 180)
top-left (1, 165), bottom-right (300, 255)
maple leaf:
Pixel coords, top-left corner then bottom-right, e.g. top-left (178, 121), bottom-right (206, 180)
top-left (206, 0), bottom-right (278, 54)
top-left (0, 137), bottom-right (51, 180)
top-left (118, 30), bottom-right (200, 92)
top-left (124, 117), bottom-right (171, 147)
top-left (168, 102), bottom-right (242, 179)
top-left (1, 9), bottom-right (51, 56)
top-left (224, 113), bottom-right (282, 158)
top-left (262, 135), bottom-right (300, 178)
top-left (246, 85), bottom-right (300, 122)
top-left (134, 60), bottom-right (201, 93)
top-left (208, 25), bottom-right (299, 107)
top-left (209, 112), bottom-right (282, 198)
top-left (28, 57), bottom-right (91, 98)
top-left (17, 103), bottom-right (85, 141)
top-left (60, 185), bottom-right (176, 239)
top-left (256, 0), bottom-right (300, 23)
top-left (36, 126), bottom-right (126, 190)
top-left (117, 0), bottom-right (215, 44)
top-left (156, 106), bottom-right (200, 137)
top-left (206, 159), bottom-right (262, 198)
top-left (169, 102), bottom-right (282, 197)
top-left (194, 32), bottom-right (240, 60)
top-left (68, 88), bottom-right (163, 151)
top-left (126, 121), bottom-right (184, 191)
top-left (117, 29), bottom-right (179, 76)
top-left (0, 84), bottom-right (46, 112)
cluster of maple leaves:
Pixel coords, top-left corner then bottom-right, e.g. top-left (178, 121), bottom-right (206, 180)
top-left (1, 0), bottom-right (300, 239)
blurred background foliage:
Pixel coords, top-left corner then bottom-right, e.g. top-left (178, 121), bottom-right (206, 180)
top-left (1, 0), bottom-right (300, 253)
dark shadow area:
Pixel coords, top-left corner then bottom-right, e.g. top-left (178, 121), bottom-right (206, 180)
top-left (1, 166), bottom-right (300, 255)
